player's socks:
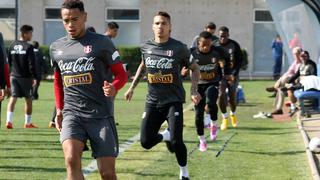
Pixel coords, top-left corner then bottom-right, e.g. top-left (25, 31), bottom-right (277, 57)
top-left (25, 114), bottom-right (32, 125)
top-left (6, 111), bottom-right (13, 123)
top-left (179, 165), bottom-right (189, 179)
top-left (160, 128), bottom-right (170, 141)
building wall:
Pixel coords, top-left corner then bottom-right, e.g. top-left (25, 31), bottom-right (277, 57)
top-left (19, 0), bottom-right (44, 43)
top-left (140, 0), bottom-right (254, 73)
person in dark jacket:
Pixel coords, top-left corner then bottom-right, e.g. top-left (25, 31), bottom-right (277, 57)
top-left (32, 41), bottom-right (45, 100)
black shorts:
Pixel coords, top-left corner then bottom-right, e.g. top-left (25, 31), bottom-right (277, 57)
top-left (10, 77), bottom-right (33, 98)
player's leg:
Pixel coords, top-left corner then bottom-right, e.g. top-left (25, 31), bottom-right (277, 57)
top-left (60, 115), bottom-right (86, 180)
top-left (88, 117), bottom-right (118, 180)
top-left (206, 85), bottom-right (219, 140)
top-left (22, 78), bottom-right (37, 128)
top-left (140, 103), bottom-right (166, 149)
top-left (218, 79), bottom-right (228, 130)
top-left (194, 84), bottom-right (207, 151)
top-left (167, 103), bottom-right (189, 179)
top-left (228, 77), bottom-right (239, 127)
top-left (6, 76), bottom-right (19, 129)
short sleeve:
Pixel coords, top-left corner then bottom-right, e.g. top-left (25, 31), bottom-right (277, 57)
top-left (49, 44), bottom-right (60, 72)
top-left (103, 38), bottom-right (121, 66)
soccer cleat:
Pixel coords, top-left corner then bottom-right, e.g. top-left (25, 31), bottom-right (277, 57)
top-left (199, 140), bottom-right (207, 152)
top-left (220, 118), bottom-right (228, 131)
top-left (230, 115), bottom-right (238, 127)
top-left (6, 122), bottom-right (13, 129)
top-left (210, 124), bottom-right (218, 141)
top-left (181, 177), bottom-right (190, 180)
top-left (48, 121), bottom-right (56, 128)
top-left (24, 123), bottom-right (38, 128)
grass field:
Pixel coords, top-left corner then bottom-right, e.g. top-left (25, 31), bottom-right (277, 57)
top-left (0, 80), bottom-right (312, 180)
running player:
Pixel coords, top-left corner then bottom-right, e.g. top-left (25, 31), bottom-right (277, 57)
top-left (190, 22), bottom-right (220, 48)
top-left (218, 26), bottom-right (243, 130)
top-left (6, 25), bottom-right (37, 129)
top-left (124, 11), bottom-right (201, 180)
top-left (50, 0), bottom-right (127, 179)
top-left (191, 31), bottom-right (230, 151)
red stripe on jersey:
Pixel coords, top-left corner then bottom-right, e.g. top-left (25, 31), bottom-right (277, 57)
top-left (110, 63), bottom-right (128, 91)
top-left (53, 71), bottom-right (64, 110)
top-left (4, 63), bottom-right (10, 88)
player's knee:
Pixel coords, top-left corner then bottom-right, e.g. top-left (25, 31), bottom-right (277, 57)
top-left (140, 137), bottom-right (152, 149)
top-left (100, 169), bottom-right (116, 180)
top-left (64, 154), bottom-right (80, 170)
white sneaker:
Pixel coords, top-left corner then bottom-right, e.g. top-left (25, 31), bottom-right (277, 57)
top-left (199, 139), bottom-right (207, 152)
top-left (160, 128), bottom-right (170, 141)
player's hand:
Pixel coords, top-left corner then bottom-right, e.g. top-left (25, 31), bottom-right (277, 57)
top-left (191, 93), bottom-right (202, 105)
top-left (181, 66), bottom-right (189, 77)
top-left (103, 81), bottom-right (116, 97)
top-left (0, 89), bottom-right (5, 101)
top-left (55, 109), bottom-right (63, 133)
top-left (5, 87), bottom-right (11, 98)
top-left (124, 88), bottom-right (134, 102)
top-left (226, 75), bottom-right (234, 84)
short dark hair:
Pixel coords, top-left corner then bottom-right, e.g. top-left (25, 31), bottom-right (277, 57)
top-left (205, 22), bottom-right (216, 30)
top-left (199, 31), bottom-right (213, 40)
top-left (219, 26), bottom-right (229, 33)
top-left (301, 50), bottom-right (310, 57)
top-left (62, 0), bottom-right (84, 12)
top-left (20, 25), bottom-right (33, 34)
top-left (107, 22), bottom-right (119, 29)
top-left (32, 41), bottom-right (39, 48)
top-left (155, 11), bottom-right (171, 22)
top-left (86, 26), bottom-right (96, 32)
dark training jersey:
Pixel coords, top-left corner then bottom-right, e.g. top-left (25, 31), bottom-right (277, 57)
top-left (50, 31), bottom-right (120, 118)
top-left (8, 40), bottom-right (36, 78)
top-left (190, 46), bottom-right (229, 85)
top-left (219, 39), bottom-right (242, 77)
top-left (141, 38), bottom-right (192, 106)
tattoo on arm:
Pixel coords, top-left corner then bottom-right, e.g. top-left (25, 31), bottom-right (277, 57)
top-left (130, 61), bottom-right (146, 90)
top-left (189, 63), bottom-right (200, 95)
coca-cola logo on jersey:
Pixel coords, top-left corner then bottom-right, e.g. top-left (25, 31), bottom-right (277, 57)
top-left (145, 57), bottom-right (174, 69)
top-left (58, 57), bottom-right (95, 74)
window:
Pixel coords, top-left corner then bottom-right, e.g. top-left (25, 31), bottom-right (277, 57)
top-left (107, 9), bottom-right (139, 21)
top-left (0, 8), bottom-right (15, 18)
top-left (45, 8), bottom-right (60, 19)
top-left (254, 10), bottom-right (273, 22)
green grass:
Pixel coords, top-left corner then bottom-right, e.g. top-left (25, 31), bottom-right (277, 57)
top-left (0, 80), bottom-right (312, 179)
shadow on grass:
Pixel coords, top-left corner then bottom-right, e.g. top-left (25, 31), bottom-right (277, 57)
top-left (237, 102), bottom-right (263, 107)
top-left (235, 126), bottom-right (295, 131)
top-left (228, 149), bottom-right (305, 156)
top-left (0, 165), bottom-right (65, 173)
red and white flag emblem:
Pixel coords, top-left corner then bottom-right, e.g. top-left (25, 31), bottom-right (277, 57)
top-left (166, 50), bottom-right (173, 57)
top-left (84, 45), bottom-right (92, 53)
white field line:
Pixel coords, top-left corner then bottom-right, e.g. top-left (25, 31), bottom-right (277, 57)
top-left (81, 103), bottom-right (194, 178)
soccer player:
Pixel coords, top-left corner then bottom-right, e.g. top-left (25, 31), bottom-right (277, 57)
top-left (191, 31), bottom-right (230, 151)
top-left (190, 22), bottom-right (220, 48)
top-left (0, 32), bottom-right (8, 102)
top-left (6, 25), bottom-right (37, 129)
top-left (50, 0), bottom-right (127, 179)
top-left (105, 21), bottom-right (119, 39)
top-left (32, 41), bottom-right (45, 100)
top-left (124, 11), bottom-right (201, 180)
top-left (218, 26), bottom-right (243, 130)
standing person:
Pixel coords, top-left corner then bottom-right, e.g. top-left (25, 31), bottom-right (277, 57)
top-left (190, 22), bottom-right (219, 48)
top-left (0, 32), bottom-right (9, 102)
top-left (6, 25), bottom-right (37, 129)
top-left (51, 0), bottom-right (127, 179)
top-left (105, 21), bottom-right (119, 39)
top-left (124, 11), bottom-right (201, 180)
top-left (190, 31), bottom-right (230, 151)
top-left (32, 41), bottom-right (45, 100)
top-left (271, 34), bottom-right (283, 80)
top-left (218, 26), bottom-right (243, 131)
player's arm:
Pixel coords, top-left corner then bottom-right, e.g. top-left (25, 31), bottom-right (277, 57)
top-left (27, 46), bottom-right (37, 86)
top-left (233, 42), bottom-right (243, 77)
top-left (124, 59), bottom-right (145, 101)
top-left (103, 62), bottom-right (128, 97)
top-left (189, 62), bottom-right (201, 105)
top-left (53, 69), bottom-right (64, 132)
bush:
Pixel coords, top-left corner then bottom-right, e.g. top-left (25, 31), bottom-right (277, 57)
top-left (117, 46), bottom-right (141, 73)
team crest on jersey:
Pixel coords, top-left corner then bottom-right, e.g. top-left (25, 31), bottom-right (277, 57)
top-left (166, 50), bottom-right (173, 57)
top-left (83, 45), bottom-right (92, 53)
top-left (211, 57), bottom-right (217, 63)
